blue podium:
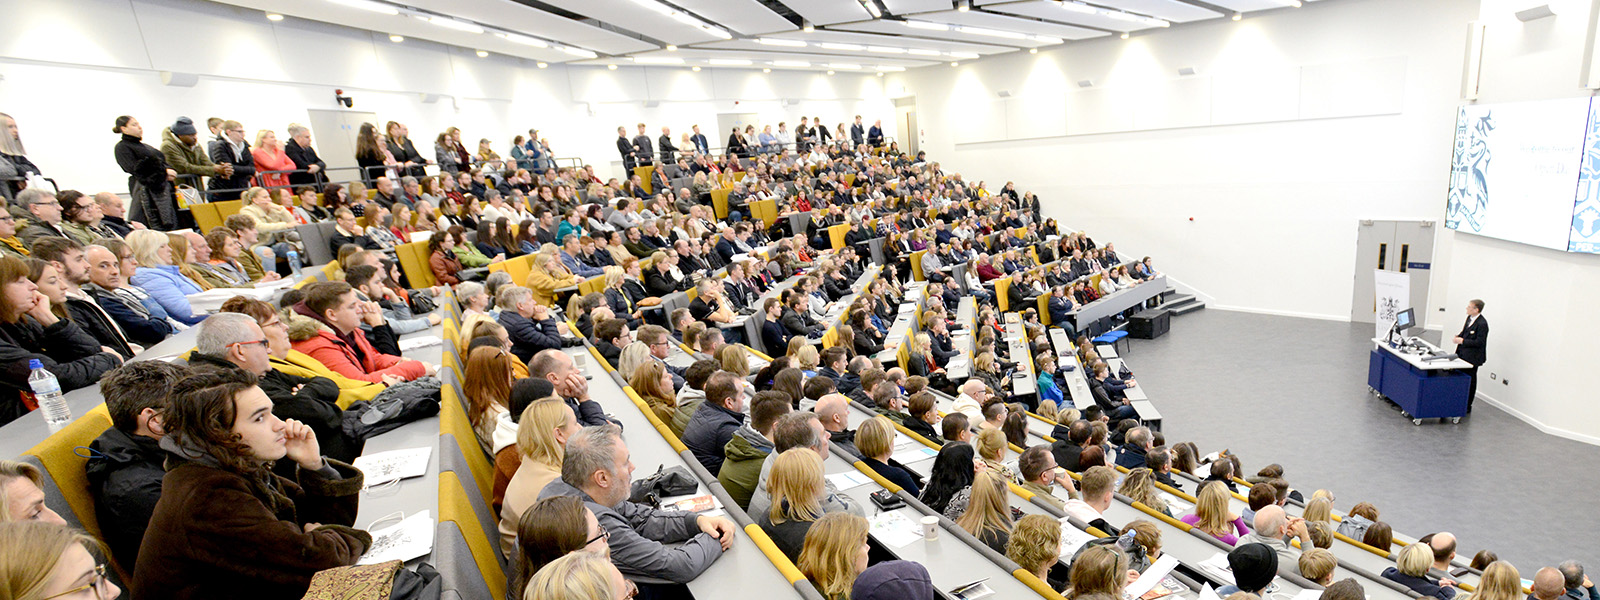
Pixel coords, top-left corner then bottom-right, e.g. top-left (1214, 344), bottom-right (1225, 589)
top-left (1367, 342), bottom-right (1472, 425)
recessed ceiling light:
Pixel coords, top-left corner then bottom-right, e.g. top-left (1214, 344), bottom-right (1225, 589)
top-left (950, 62), bottom-right (959, 67)
top-left (476, 50), bottom-right (488, 57)
top-left (877, 72), bottom-right (884, 76)
top-left (862, 1), bottom-right (881, 18)
top-left (1029, 48), bottom-right (1038, 54)
top-left (958, 0), bottom-right (971, 11)
top-left (1232, 12), bottom-right (1242, 20)
top-left (692, 66), bottom-right (701, 71)
top-left (389, 34), bottom-right (404, 43)
top-left (1120, 32), bottom-right (1129, 39)
top-left (666, 45), bottom-right (677, 51)
top-left (607, 64), bottom-right (618, 70)
top-left (537, 62), bottom-right (549, 68)
top-left (803, 20), bottom-right (815, 33)
top-left (763, 68), bottom-right (771, 72)
top-left (266, 13), bottom-right (284, 21)
top-left (327, 0), bottom-right (398, 16)
top-left (827, 70), bottom-right (836, 75)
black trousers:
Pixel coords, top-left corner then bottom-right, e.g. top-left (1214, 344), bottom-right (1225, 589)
top-left (1466, 365), bottom-right (1480, 411)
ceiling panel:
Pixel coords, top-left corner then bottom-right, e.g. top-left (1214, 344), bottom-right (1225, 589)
top-left (399, 0), bottom-right (658, 54)
top-left (912, 10), bottom-right (1112, 40)
top-left (760, 29), bottom-right (1016, 54)
top-left (1096, 0), bottom-right (1222, 22)
top-left (673, 0), bottom-right (797, 36)
top-left (833, 19), bottom-right (1063, 47)
top-left (573, 48), bottom-right (938, 69)
top-left (538, 0), bottom-right (718, 46)
top-left (776, 0), bottom-right (873, 25)
top-left (692, 39), bottom-right (1005, 65)
top-left (1202, 0), bottom-right (1301, 11)
top-left (881, 0), bottom-right (957, 15)
top-left (985, 1), bottom-right (1166, 32)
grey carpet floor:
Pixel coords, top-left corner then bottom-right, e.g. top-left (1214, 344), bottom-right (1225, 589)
top-left (1117, 308), bottom-right (1598, 576)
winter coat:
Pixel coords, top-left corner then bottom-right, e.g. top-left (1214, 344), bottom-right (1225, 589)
top-left (284, 139), bottom-right (327, 188)
top-left (497, 311), bottom-right (562, 364)
top-left (670, 387), bottom-right (705, 440)
top-left (85, 427), bottom-right (165, 572)
top-left (187, 352), bottom-right (362, 463)
top-left (497, 457), bottom-right (560, 557)
top-left (86, 284), bottom-right (174, 346)
top-left (129, 265), bottom-right (206, 325)
top-left (207, 138), bottom-right (256, 199)
top-left (132, 449), bottom-right (369, 600)
top-left (160, 126), bottom-right (216, 178)
top-left (63, 295), bottom-right (135, 359)
top-left (537, 479), bottom-right (721, 583)
top-left (0, 316), bottom-right (120, 425)
top-left (288, 304), bottom-right (426, 384)
top-left (682, 400), bottom-right (744, 475)
top-left (717, 425), bottom-right (773, 510)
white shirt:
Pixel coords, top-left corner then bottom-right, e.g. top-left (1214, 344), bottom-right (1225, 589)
top-left (953, 393), bottom-right (983, 422)
top-left (1063, 499), bottom-right (1105, 524)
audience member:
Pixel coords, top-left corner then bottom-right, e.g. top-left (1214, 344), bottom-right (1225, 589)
top-left (498, 398), bottom-right (579, 556)
top-left (1238, 505), bottom-right (1310, 562)
top-left (84, 360), bottom-right (187, 571)
top-left (956, 470), bottom-right (1013, 554)
top-left (1064, 465), bottom-right (1121, 536)
top-left (0, 521), bottom-right (123, 600)
top-left (1382, 543), bottom-right (1456, 599)
top-left (1183, 481), bottom-right (1249, 545)
top-left (857, 415), bottom-right (923, 496)
top-left (1216, 543), bottom-right (1278, 596)
top-left (510, 495), bottom-right (609, 599)
top-left (0, 460), bottom-right (66, 523)
top-left (798, 512), bottom-right (871, 600)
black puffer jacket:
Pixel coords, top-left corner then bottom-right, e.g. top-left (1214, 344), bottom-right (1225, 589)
top-left (85, 427), bottom-right (166, 572)
top-left (187, 352), bottom-right (361, 463)
top-left (0, 317), bottom-right (121, 425)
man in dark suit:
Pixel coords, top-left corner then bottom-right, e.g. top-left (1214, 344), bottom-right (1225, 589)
top-left (284, 125), bottom-right (326, 189)
top-left (689, 125), bottom-right (710, 156)
top-left (615, 126), bottom-right (636, 171)
top-left (759, 297), bottom-right (790, 356)
top-left (658, 126), bottom-right (678, 165)
top-left (867, 119), bottom-right (885, 147)
top-left (850, 115), bottom-right (866, 147)
top-left (1452, 299), bottom-right (1488, 413)
top-left (632, 123), bottom-right (655, 166)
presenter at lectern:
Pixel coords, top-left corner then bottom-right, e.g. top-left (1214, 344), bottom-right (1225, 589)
top-left (1452, 299), bottom-right (1488, 413)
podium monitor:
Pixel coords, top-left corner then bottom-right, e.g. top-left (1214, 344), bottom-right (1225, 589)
top-left (1393, 308), bottom-right (1414, 333)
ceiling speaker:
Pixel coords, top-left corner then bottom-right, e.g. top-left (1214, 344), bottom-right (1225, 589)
top-left (1177, 66), bottom-right (1196, 76)
top-left (1515, 4), bottom-right (1555, 21)
top-left (1076, 80), bottom-right (1094, 88)
top-left (160, 71), bottom-right (198, 87)
top-left (997, 90), bottom-right (1012, 98)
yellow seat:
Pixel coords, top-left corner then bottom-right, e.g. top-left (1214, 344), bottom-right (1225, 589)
top-left (633, 166), bottom-right (656, 194)
top-left (827, 224), bottom-right (850, 250)
top-left (821, 326), bottom-right (839, 348)
top-left (755, 199), bottom-right (779, 228)
top-left (440, 471), bottom-right (506, 600)
top-left (195, 200), bottom-right (243, 233)
top-left (23, 408), bottom-right (115, 566)
top-left (1037, 294), bottom-right (1052, 325)
top-left (711, 188), bottom-right (731, 219)
top-left (995, 277), bottom-right (1012, 312)
top-left (844, 173), bottom-right (856, 187)
top-left (439, 387), bottom-right (493, 502)
top-left (896, 339), bottom-right (910, 371)
top-left (395, 241), bottom-right (438, 289)
top-left (909, 250), bottom-right (926, 281)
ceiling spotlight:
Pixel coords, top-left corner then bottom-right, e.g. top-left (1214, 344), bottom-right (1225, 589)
top-left (763, 68), bottom-right (772, 72)
top-left (666, 45), bottom-right (677, 51)
top-left (607, 64), bottom-right (618, 70)
top-left (692, 66), bottom-right (701, 71)
top-left (1232, 12), bottom-right (1242, 20)
top-left (877, 72), bottom-right (884, 76)
top-left (958, 0), bottom-right (971, 11)
top-left (476, 50), bottom-right (488, 57)
top-left (327, 0), bottom-right (399, 16)
top-left (803, 20), bottom-right (815, 33)
top-left (862, 1), bottom-right (882, 18)
top-left (827, 70), bottom-right (836, 75)
top-left (1029, 48), bottom-right (1038, 54)
top-left (1120, 32), bottom-right (1130, 39)
top-left (389, 34), bottom-right (404, 42)
top-left (266, 13), bottom-right (284, 21)
top-left (537, 62), bottom-right (549, 68)
top-left (950, 62), bottom-right (959, 67)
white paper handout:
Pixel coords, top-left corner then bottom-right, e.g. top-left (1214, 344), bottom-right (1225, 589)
top-left (1059, 520), bottom-right (1098, 557)
top-left (254, 277), bottom-right (298, 291)
top-left (353, 447), bottom-right (432, 486)
top-left (1197, 552), bottom-right (1235, 586)
top-left (1125, 554), bottom-right (1182, 599)
top-left (187, 288), bottom-right (275, 314)
top-left (868, 511), bottom-right (922, 548)
top-left (890, 446), bottom-right (938, 465)
top-left (359, 510), bottom-right (435, 565)
top-left (398, 335), bottom-right (444, 352)
top-left (827, 471), bottom-right (874, 490)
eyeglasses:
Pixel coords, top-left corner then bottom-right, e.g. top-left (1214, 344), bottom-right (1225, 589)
top-left (227, 339), bottom-right (269, 350)
top-left (41, 563), bottom-right (109, 600)
top-left (586, 527), bottom-right (610, 546)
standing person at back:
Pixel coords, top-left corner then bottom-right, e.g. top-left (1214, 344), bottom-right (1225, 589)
top-left (1451, 299), bottom-right (1487, 413)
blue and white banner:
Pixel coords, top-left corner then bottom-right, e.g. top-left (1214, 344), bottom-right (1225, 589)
top-left (1446, 98), bottom-right (1589, 252)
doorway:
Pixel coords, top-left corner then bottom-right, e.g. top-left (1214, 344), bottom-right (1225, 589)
top-left (1350, 220), bottom-right (1436, 327)
top-left (305, 109), bottom-right (379, 174)
top-left (893, 96), bottom-right (917, 155)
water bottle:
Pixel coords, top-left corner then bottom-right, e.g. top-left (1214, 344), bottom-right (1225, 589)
top-left (28, 360), bottom-right (70, 432)
top-left (287, 250), bottom-right (303, 278)
top-left (1115, 529), bottom-right (1138, 553)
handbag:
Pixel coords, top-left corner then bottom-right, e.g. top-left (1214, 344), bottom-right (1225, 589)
top-left (175, 184), bottom-right (201, 209)
top-left (628, 465), bottom-right (698, 507)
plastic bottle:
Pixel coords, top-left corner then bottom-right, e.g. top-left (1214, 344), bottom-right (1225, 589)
top-left (28, 359), bottom-right (70, 432)
top-left (1115, 529), bottom-right (1138, 553)
top-left (287, 249), bottom-right (303, 278)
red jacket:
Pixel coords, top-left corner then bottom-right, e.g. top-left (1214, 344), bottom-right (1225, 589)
top-left (976, 262), bottom-right (1004, 282)
top-left (290, 326), bottom-right (425, 384)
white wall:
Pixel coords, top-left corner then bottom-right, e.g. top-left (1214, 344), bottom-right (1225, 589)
top-left (890, 0), bottom-right (1476, 322)
top-left (0, 0), bottom-right (896, 193)
top-left (1435, 0), bottom-right (1600, 444)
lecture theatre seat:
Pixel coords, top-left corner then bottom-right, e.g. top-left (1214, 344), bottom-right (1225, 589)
top-left (994, 278), bottom-right (1012, 312)
top-left (21, 406), bottom-right (127, 581)
top-left (633, 166), bottom-right (656, 194)
top-left (827, 224), bottom-right (850, 250)
top-left (712, 188), bottom-right (731, 219)
top-left (439, 470), bottom-right (506, 600)
top-left (909, 250), bottom-right (926, 281)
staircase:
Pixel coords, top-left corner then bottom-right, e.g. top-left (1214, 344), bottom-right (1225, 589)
top-left (1160, 288), bottom-right (1206, 315)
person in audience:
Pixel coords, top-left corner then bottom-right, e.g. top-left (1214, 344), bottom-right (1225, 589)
top-left (756, 448), bottom-right (831, 562)
top-left (951, 379), bottom-right (992, 424)
top-left (1324, 579), bottom-right (1368, 600)
top-left (82, 361), bottom-right (185, 571)
top-left (1183, 481), bottom-right (1249, 545)
top-left (525, 550), bottom-right (633, 600)
top-left (327, 208), bottom-right (383, 254)
top-left (0, 460), bottom-right (66, 524)
top-left (940, 413), bottom-right (975, 445)
top-left (221, 214), bottom-right (279, 281)
top-left (901, 391), bottom-right (944, 445)
top-left (719, 391), bottom-right (789, 510)
top-left (975, 427), bottom-right (1015, 481)
top-left (956, 470), bottom-right (1013, 554)
top-left (749, 409), bottom-right (863, 521)
top-left (1064, 465), bottom-right (1121, 536)
top-left (498, 397), bottom-right (579, 556)
top-left (798, 512), bottom-right (871, 600)
top-left (462, 345), bottom-right (517, 459)
top-left (919, 441), bottom-right (978, 517)
top-left (1473, 562), bottom-right (1524, 600)
top-left (0, 520), bottom-right (125, 600)
top-left (858, 415), bottom-right (923, 496)
top-left (1292, 547), bottom-right (1336, 586)
top-left (1336, 501), bottom-right (1379, 540)
top-left (133, 368), bottom-right (367, 599)
top-left (852, 560), bottom-right (935, 600)
top-left (1063, 544), bottom-right (1133, 600)
top-left (92, 193), bottom-right (136, 239)
top-left (528, 348), bottom-right (615, 428)
top-left (1381, 543), bottom-right (1456, 599)
top-left (683, 371), bottom-right (746, 474)
top-left (1050, 419), bottom-right (1090, 473)
top-left (1216, 543), bottom-right (1278, 597)
top-left (111, 115), bottom-right (184, 230)
top-left (629, 360), bottom-right (677, 425)
top-left (1018, 445), bottom-right (1078, 509)
top-left (1424, 532), bottom-right (1457, 574)
top-left (1238, 505), bottom-right (1310, 562)
top-left (289, 281), bottom-right (431, 383)
top-left (125, 229), bottom-right (207, 324)
top-left (1363, 521), bottom-right (1394, 553)
top-left (0, 254), bottom-right (123, 423)
top-left (496, 285), bottom-right (562, 363)
top-left (1117, 468), bottom-right (1170, 517)
top-left (1114, 426), bottom-right (1153, 470)
top-left (205, 119), bottom-right (255, 201)
top-left (239, 186), bottom-right (299, 264)
top-left (29, 240), bottom-right (138, 358)
top-left (1556, 561), bottom-right (1598, 600)
top-left (539, 424), bottom-right (734, 591)
top-left (512, 495), bottom-right (612, 599)
top-left (592, 317), bottom-right (630, 369)
top-left (222, 297), bottom-right (382, 406)
top-left (1530, 568), bottom-right (1573, 600)
top-left (1009, 514), bottom-right (1065, 589)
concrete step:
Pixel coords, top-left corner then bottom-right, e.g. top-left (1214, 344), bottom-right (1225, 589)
top-left (1163, 293), bottom-right (1194, 306)
top-left (1170, 300), bottom-right (1206, 315)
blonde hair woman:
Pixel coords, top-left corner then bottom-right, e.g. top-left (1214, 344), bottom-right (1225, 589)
top-left (956, 470), bottom-right (1013, 554)
top-left (458, 313), bottom-right (532, 380)
top-left (758, 449), bottom-right (827, 562)
top-left (798, 512), bottom-right (870, 600)
top-left (251, 129), bottom-right (294, 190)
top-left (796, 344), bottom-right (820, 373)
top-left (717, 344), bottom-right (749, 378)
top-left (629, 361), bottom-right (677, 425)
top-left (239, 185), bottom-right (300, 258)
top-left (524, 245), bottom-right (578, 306)
top-left (0, 461), bottom-right (64, 523)
top-left (1064, 544), bottom-right (1132, 600)
top-left (1468, 562), bottom-right (1522, 600)
top-left (617, 342), bottom-right (654, 378)
top-left (523, 550), bottom-right (632, 600)
top-left (974, 429), bottom-right (1015, 482)
top-left (786, 335), bottom-right (808, 360)
top-left (0, 521), bottom-right (120, 600)
top-left (1117, 468), bottom-right (1170, 517)
top-left (165, 232), bottom-right (214, 292)
top-left (497, 398), bottom-right (579, 556)
top-left (1180, 481), bottom-right (1248, 545)
top-left (1301, 497), bottom-right (1334, 524)
top-left (1007, 514), bottom-right (1062, 589)
top-left (125, 229), bottom-right (207, 325)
